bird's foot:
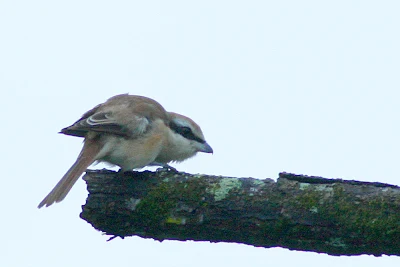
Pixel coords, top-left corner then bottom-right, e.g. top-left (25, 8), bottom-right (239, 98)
top-left (152, 162), bottom-right (178, 173)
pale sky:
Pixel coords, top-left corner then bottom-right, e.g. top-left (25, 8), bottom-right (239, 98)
top-left (1, 1), bottom-right (400, 266)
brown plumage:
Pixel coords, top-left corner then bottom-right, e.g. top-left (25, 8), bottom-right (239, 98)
top-left (38, 135), bottom-right (102, 208)
top-left (38, 94), bottom-right (213, 208)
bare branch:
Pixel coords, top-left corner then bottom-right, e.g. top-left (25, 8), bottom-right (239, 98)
top-left (80, 169), bottom-right (400, 256)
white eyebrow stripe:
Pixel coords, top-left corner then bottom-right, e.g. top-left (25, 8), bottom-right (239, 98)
top-left (171, 117), bottom-right (191, 128)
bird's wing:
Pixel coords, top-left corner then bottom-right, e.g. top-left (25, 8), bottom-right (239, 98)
top-left (60, 94), bottom-right (168, 138)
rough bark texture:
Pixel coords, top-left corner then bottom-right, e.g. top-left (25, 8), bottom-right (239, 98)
top-left (80, 169), bottom-right (400, 256)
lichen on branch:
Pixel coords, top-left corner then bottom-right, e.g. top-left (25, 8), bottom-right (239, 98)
top-left (80, 170), bottom-right (400, 256)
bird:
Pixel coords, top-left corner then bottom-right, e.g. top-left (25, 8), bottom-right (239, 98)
top-left (38, 94), bottom-right (213, 208)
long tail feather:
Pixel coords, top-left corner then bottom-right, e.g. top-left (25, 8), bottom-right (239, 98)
top-left (38, 138), bottom-right (102, 208)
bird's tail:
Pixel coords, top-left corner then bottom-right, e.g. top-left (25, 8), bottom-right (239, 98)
top-left (38, 138), bottom-right (102, 208)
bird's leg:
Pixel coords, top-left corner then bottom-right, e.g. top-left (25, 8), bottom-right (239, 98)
top-left (150, 162), bottom-right (178, 172)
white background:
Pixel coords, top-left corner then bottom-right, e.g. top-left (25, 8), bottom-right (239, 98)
top-left (1, 1), bottom-right (399, 266)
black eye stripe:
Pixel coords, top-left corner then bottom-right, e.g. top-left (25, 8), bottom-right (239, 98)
top-left (169, 123), bottom-right (205, 143)
top-left (180, 126), bottom-right (192, 134)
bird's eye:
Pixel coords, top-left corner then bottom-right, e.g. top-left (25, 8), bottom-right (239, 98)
top-left (180, 126), bottom-right (192, 134)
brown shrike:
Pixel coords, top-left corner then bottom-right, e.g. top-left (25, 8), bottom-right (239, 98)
top-left (38, 94), bottom-right (213, 208)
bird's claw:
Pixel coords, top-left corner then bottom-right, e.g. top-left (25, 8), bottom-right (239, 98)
top-left (155, 163), bottom-right (178, 173)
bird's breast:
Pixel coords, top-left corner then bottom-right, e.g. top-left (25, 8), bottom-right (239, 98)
top-left (97, 133), bottom-right (165, 171)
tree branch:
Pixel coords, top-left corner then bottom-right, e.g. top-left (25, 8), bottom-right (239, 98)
top-left (80, 169), bottom-right (400, 256)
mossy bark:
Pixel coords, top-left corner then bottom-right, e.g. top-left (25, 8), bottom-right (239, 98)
top-left (80, 170), bottom-right (400, 256)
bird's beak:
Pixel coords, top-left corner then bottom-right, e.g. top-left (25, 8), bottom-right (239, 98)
top-left (198, 142), bottom-right (213, 154)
